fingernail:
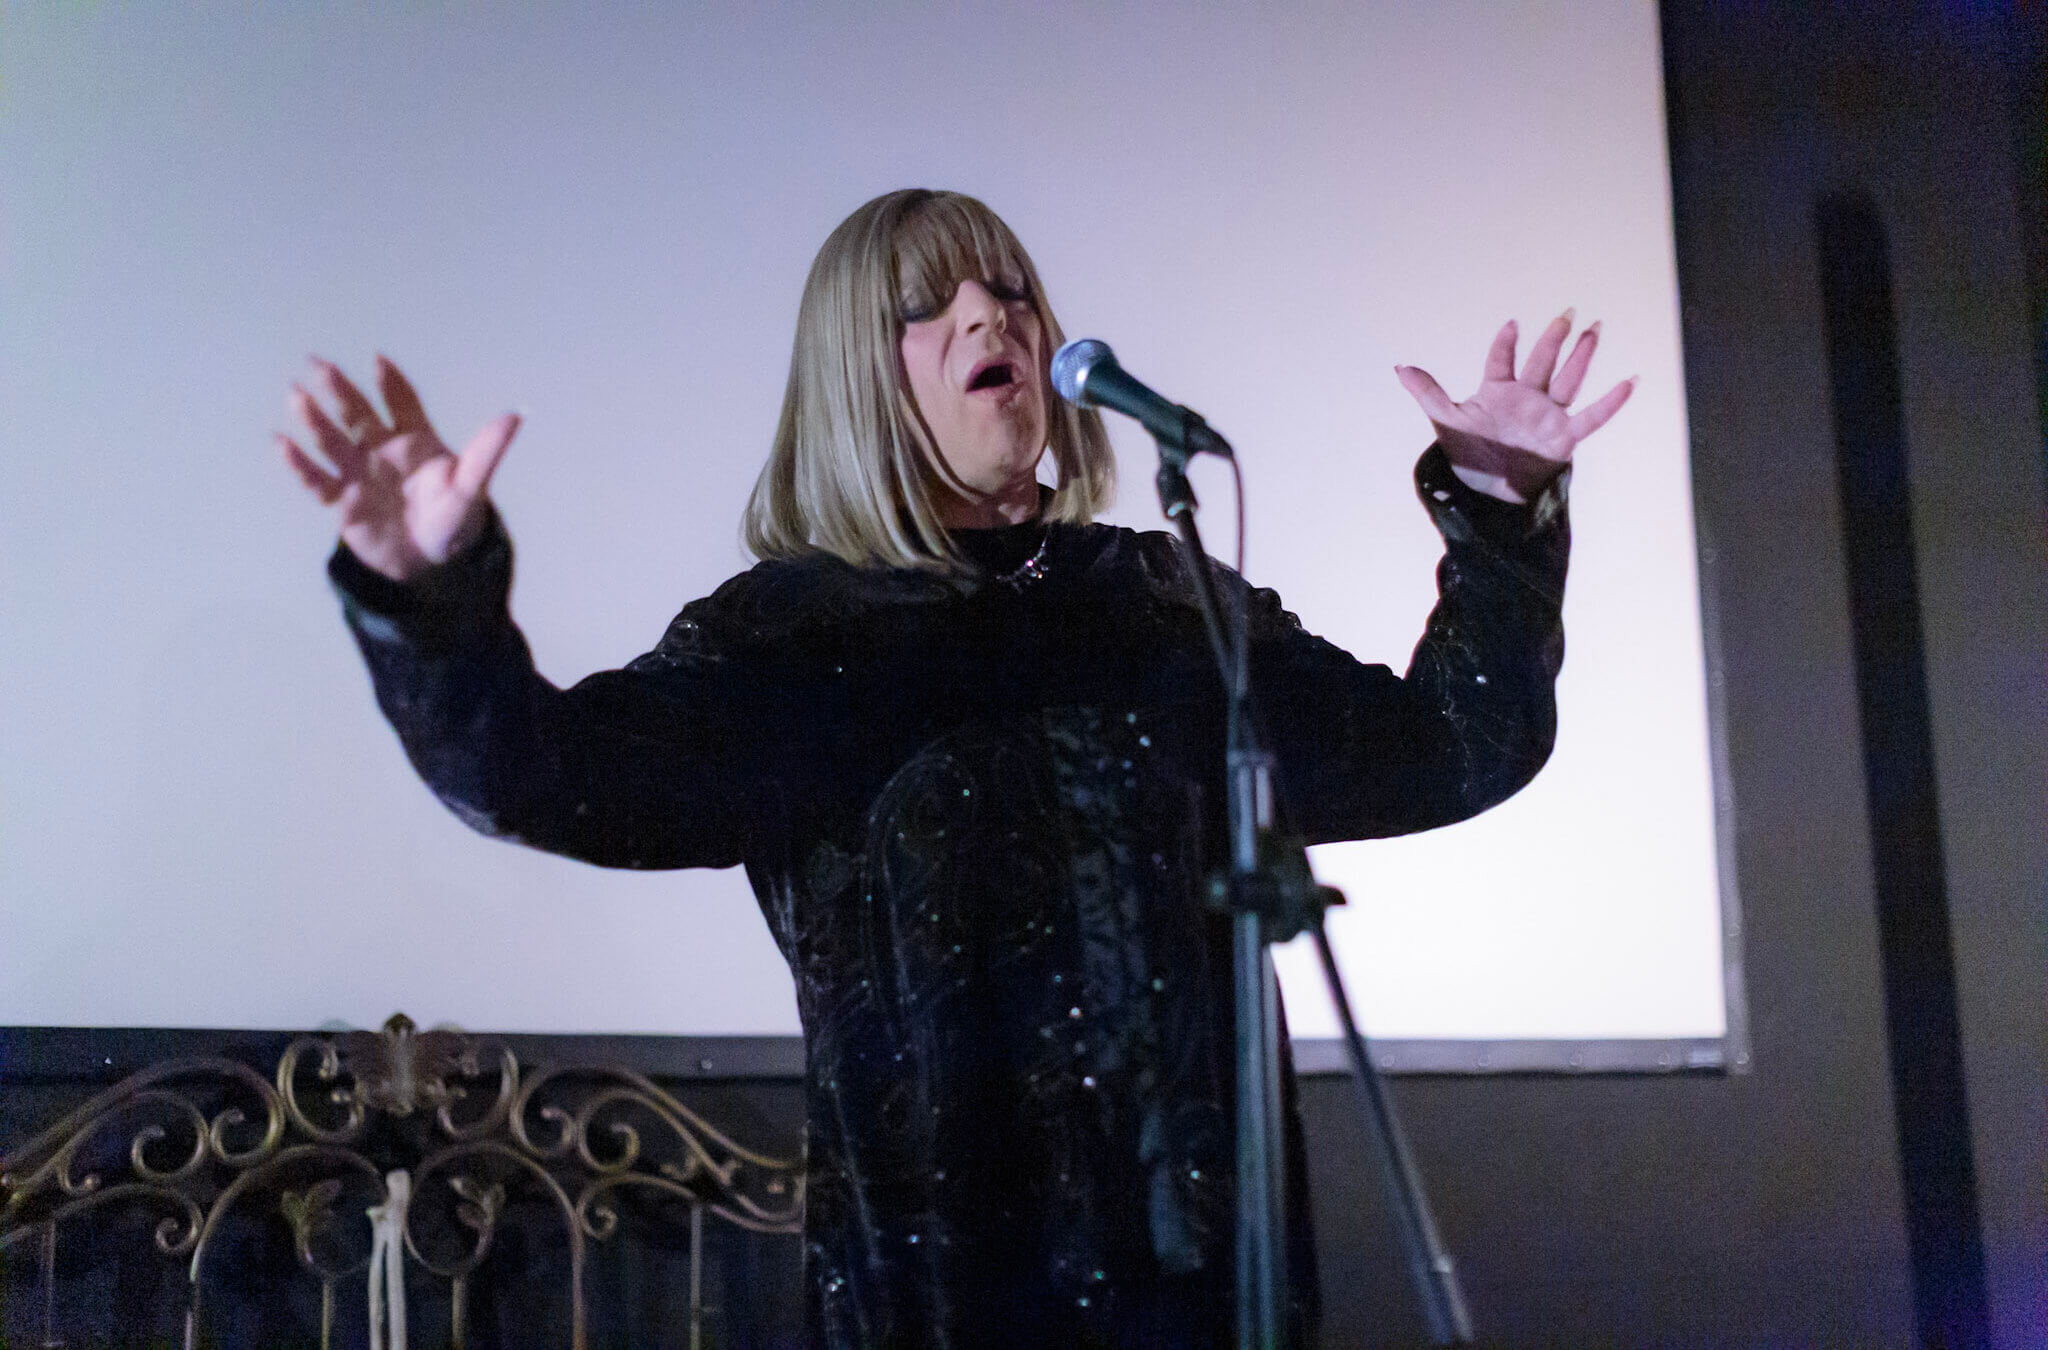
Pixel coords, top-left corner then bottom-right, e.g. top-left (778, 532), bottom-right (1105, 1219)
top-left (1559, 307), bottom-right (1576, 328)
top-left (1588, 320), bottom-right (1602, 338)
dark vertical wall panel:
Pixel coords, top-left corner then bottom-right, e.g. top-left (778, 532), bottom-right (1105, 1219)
top-left (1816, 191), bottom-right (1988, 1347)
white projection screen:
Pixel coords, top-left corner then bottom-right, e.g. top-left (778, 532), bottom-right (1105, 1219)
top-left (0, 1), bottom-right (1737, 1069)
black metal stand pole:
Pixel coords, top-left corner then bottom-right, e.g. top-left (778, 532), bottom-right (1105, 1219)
top-left (1150, 424), bottom-right (1473, 1349)
top-left (1156, 458), bottom-right (1290, 1349)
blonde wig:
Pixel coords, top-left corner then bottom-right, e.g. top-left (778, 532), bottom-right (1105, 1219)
top-left (744, 189), bottom-right (1115, 571)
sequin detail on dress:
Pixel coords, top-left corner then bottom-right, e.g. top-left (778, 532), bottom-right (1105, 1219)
top-left (329, 445), bottom-right (1568, 1348)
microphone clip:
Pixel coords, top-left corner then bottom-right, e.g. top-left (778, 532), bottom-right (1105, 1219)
top-left (1158, 408), bottom-right (1234, 469)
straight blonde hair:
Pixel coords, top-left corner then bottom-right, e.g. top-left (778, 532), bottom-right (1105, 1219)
top-left (744, 189), bottom-right (1115, 571)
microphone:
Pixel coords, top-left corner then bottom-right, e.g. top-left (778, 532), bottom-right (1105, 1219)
top-left (1050, 339), bottom-right (1233, 461)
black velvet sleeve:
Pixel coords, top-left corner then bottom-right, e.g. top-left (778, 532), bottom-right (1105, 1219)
top-left (1247, 443), bottom-right (1571, 845)
top-left (328, 511), bottom-right (758, 870)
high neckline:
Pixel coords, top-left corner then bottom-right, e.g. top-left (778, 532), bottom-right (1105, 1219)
top-left (952, 513), bottom-right (1048, 578)
top-left (949, 485), bottom-right (1053, 578)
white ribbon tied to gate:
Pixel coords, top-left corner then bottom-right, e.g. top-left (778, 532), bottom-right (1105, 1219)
top-left (367, 1168), bottom-right (411, 1350)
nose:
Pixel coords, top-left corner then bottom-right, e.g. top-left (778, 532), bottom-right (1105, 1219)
top-left (954, 279), bottom-right (1008, 335)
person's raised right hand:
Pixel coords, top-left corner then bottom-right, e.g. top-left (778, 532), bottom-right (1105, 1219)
top-left (280, 355), bottom-right (520, 583)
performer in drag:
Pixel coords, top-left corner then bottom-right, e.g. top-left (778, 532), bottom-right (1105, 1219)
top-left (280, 188), bottom-right (1631, 1349)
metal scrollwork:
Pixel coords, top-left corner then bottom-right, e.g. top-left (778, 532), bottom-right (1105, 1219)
top-left (279, 1177), bottom-right (352, 1276)
top-left (276, 1012), bottom-right (517, 1146)
top-left (2, 1013), bottom-right (802, 1349)
top-left (513, 1064), bottom-right (805, 1232)
top-left (2, 1058), bottom-right (283, 1236)
top-left (449, 1173), bottom-right (505, 1243)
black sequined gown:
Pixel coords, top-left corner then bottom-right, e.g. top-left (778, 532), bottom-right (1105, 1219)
top-left (329, 446), bottom-right (1569, 1349)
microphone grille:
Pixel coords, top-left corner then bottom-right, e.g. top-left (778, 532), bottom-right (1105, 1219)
top-left (1050, 338), bottom-right (1113, 406)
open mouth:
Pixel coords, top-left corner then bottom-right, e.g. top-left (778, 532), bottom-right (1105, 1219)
top-left (967, 361), bottom-right (1018, 392)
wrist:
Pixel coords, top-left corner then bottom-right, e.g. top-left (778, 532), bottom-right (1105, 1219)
top-left (1446, 461), bottom-right (1528, 505)
top-left (329, 505), bottom-right (513, 649)
top-left (1417, 443), bottom-right (1571, 544)
top-left (434, 501), bottom-right (493, 565)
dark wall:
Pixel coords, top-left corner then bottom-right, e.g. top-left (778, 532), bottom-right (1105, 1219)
top-left (1301, 7), bottom-right (2047, 1347)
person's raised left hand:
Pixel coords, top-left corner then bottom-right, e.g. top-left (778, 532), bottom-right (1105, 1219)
top-left (1396, 311), bottom-right (1634, 504)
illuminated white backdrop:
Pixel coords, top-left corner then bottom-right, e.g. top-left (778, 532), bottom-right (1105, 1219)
top-left (0, 1), bottom-right (1721, 1044)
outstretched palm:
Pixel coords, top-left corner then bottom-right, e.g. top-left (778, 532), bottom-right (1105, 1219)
top-left (279, 356), bottom-right (520, 583)
top-left (1397, 312), bottom-right (1634, 504)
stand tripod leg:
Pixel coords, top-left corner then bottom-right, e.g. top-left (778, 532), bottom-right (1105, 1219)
top-left (1312, 923), bottom-right (1474, 1345)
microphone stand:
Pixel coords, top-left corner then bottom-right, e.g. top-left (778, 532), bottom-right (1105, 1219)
top-left (1148, 412), bottom-right (1474, 1350)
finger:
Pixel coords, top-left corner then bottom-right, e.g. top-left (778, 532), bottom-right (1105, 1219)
top-left (1549, 321), bottom-right (1600, 406)
top-left (377, 430), bottom-right (444, 478)
top-left (1482, 320), bottom-right (1518, 383)
top-left (454, 413), bottom-right (521, 496)
top-left (279, 434), bottom-right (346, 504)
top-left (311, 356), bottom-right (386, 440)
top-left (1567, 376), bottom-right (1637, 442)
top-left (376, 354), bottom-right (435, 436)
top-left (291, 383), bottom-right (367, 474)
top-left (1395, 365), bottom-right (1460, 425)
top-left (1519, 308), bottom-right (1574, 391)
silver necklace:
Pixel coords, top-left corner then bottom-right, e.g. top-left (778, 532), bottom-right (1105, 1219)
top-left (994, 532), bottom-right (1051, 590)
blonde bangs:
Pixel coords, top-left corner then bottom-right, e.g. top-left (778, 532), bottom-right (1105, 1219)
top-left (891, 196), bottom-right (1031, 324)
top-left (744, 189), bottom-right (1116, 573)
